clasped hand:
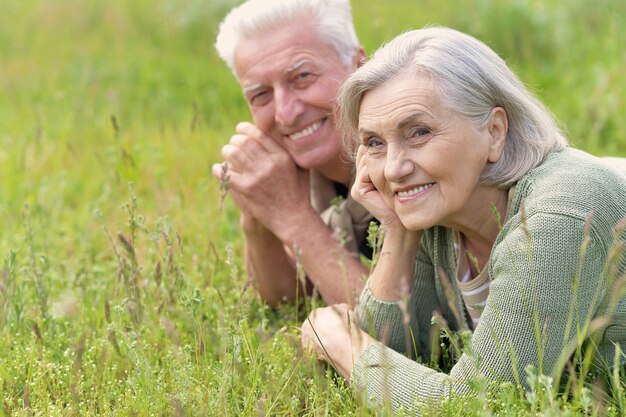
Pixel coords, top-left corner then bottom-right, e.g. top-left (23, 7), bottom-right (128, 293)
top-left (211, 122), bottom-right (311, 238)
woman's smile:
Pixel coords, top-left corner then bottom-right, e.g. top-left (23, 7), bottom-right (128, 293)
top-left (394, 182), bottom-right (435, 202)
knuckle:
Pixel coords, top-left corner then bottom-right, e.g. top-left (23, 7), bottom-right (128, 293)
top-left (236, 122), bottom-right (259, 138)
top-left (231, 134), bottom-right (249, 147)
top-left (351, 187), bottom-right (364, 202)
top-left (238, 175), bottom-right (258, 193)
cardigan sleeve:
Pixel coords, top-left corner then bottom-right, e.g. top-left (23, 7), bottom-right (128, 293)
top-left (351, 212), bottom-right (608, 414)
top-left (355, 237), bottom-right (444, 361)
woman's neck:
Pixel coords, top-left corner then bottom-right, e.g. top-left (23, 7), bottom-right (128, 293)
top-left (455, 186), bottom-right (510, 271)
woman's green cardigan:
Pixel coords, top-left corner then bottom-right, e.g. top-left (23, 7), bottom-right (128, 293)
top-left (353, 148), bottom-right (626, 413)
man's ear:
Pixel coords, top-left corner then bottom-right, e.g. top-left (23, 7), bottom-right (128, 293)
top-left (352, 46), bottom-right (367, 69)
top-left (487, 107), bottom-right (508, 163)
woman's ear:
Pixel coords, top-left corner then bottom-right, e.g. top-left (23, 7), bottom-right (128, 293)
top-left (487, 107), bottom-right (508, 163)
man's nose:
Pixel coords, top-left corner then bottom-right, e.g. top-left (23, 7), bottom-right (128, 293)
top-left (274, 87), bottom-right (304, 127)
top-left (384, 144), bottom-right (415, 182)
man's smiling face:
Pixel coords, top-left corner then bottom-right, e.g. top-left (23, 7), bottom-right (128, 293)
top-left (234, 19), bottom-right (355, 169)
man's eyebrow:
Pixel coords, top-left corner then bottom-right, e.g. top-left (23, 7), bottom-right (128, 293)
top-left (242, 60), bottom-right (313, 94)
top-left (285, 59), bottom-right (312, 75)
top-left (243, 82), bottom-right (264, 94)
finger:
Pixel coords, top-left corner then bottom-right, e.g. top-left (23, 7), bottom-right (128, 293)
top-left (300, 320), bottom-right (313, 350)
top-left (236, 122), bottom-right (286, 154)
top-left (355, 146), bottom-right (371, 180)
top-left (305, 307), bottom-right (325, 328)
top-left (221, 143), bottom-right (251, 172)
top-left (301, 333), bottom-right (311, 354)
top-left (211, 163), bottom-right (241, 195)
top-left (211, 162), bottom-right (228, 179)
top-left (330, 304), bottom-right (350, 322)
top-left (229, 133), bottom-right (267, 162)
top-left (212, 172), bottom-right (254, 214)
top-left (330, 303), bottom-right (348, 314)
top-left (218, 170), bottom-right (243, 191)
top-left (351, 166), bottom-right (377, 201)
top-left (355, 145), bottom-right (366, 166)
top-left (357, 164), bottom-right (373, 187)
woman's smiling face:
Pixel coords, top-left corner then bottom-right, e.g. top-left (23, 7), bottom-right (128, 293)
top-left (358, 72), bottom-right (506, 231)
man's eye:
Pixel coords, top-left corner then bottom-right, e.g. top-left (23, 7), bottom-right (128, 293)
top-left (293, 71), bottom-right (317, 87)
top-left (249, 91), bottom-right (271, 106)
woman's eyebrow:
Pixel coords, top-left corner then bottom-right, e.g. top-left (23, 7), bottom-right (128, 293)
top-left (357, 128), bottom-right (378, 138)
top-left (398, 112), bottom-right (430, 130)
top-left (357, 112), bottom-right (432, 137)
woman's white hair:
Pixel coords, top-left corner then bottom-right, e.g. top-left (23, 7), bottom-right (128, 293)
top-left (215, 0), bottom-right (359, 74)
top-left (338, 26), bottom-right (568, 188)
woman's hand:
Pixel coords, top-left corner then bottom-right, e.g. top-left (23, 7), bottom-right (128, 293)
top-left (351, 146), bottom-right (421, 301)
top-left (351, 146), bottom-right (402, 231)
top-left (300, 304), bottom-right (376, 381)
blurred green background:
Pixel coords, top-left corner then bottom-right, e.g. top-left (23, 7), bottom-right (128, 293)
top-left (2, 0), bottom-right (624, 240)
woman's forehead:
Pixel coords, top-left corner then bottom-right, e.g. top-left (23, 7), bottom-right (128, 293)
top-left (359, 75), bottom-right (442, 118)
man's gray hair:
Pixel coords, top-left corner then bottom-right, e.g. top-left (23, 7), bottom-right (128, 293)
top-left (338, 26), bottom-right (568, 188)
top-left (215, 0), bottom-right (360, 74)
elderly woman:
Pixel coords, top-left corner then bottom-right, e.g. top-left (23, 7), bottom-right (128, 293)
top-left (301, 27), bottom-right (626, 412)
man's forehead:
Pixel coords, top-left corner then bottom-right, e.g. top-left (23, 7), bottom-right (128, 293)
top-left (240, 58), bottom-right (315, 91)
top-left (233, 18), bottom-right (342, 87)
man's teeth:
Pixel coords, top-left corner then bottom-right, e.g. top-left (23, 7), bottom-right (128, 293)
top-left (289, 121), bottom-right (322, 140)
top-left (397, 183), bottom-right (433, 197)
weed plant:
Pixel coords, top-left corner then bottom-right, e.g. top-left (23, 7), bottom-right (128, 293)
top-left (0, 0), bottom-right (625, 415)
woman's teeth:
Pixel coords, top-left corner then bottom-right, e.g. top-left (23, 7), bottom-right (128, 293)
top-left (397, 183), bottom-right (433, 197)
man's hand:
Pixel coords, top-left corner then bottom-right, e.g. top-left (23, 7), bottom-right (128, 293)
top-left (212, 122), bottom-right (311, 238)
top-left (211, 122), bottom-right (368, 306)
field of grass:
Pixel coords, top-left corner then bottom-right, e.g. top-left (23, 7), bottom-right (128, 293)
top-left (1, 0), bottom-right (625, 415)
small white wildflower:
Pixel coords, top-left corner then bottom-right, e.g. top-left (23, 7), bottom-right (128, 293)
top-left (50, 292), bottom-right (79, 320)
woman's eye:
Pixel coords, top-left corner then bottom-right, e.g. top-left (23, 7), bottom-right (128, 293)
top-left (366, 137), bottom-right (384, 148)
top-left (408, 126), bottom-right (431, 144)
top-left (412, 127), bottom-right (430, 137)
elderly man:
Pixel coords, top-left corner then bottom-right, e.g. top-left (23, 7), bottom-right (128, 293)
top-left (212, 0), bottom-right (370, 306)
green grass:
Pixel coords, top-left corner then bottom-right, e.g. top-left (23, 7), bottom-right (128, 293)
top-left (0, 0), bottom-right (624, 415)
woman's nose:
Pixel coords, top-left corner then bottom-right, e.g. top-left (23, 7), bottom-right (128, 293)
top-left (384, 145), bottom-right (415, 182)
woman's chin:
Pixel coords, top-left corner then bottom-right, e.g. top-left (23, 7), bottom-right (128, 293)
top-left (399, 216), bottom-right (428, 231)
